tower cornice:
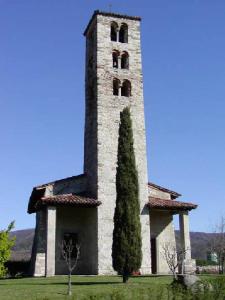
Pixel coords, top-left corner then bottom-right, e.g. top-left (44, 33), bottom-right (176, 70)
top-left (83, 10), bottom-right (141, 36)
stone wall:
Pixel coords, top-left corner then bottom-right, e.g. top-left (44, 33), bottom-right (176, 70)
top-left (46, 206), bottom-right (56, 276)
top-left (84, 14), bottom-right (151, 274)
top-left (30, 210), bottom-right (46, 276)
top-left (55, 206), bottom-right (98, 274)
top-left (84, 18), bottom-right (98, 198)
top-left (149, 186), bottom-right (171, 200)
top-left (150, 210), bottom-right (176, 274)
top-left (44, 175), bottom-right (87, 197)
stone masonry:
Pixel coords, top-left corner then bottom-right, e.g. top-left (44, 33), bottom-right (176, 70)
top-left (84, 12), bottom-right (151, 274)
top-left (30, 210), bottom-right (46, 276)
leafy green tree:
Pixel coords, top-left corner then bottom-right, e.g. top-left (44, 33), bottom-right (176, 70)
top-left (0, 221), bottom-right (15, 277)
top-left (112, 107), bottom-right (142, 283)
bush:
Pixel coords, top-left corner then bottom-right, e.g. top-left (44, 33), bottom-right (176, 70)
top-left (196, 259), bottom-right (217, 266)
top-left (0, 221), bottom-right (15, 277)
top-left (167, 277), bottom-right (225, 300)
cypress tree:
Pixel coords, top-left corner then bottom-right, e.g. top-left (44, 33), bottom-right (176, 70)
top-left (112, 107), bottom-right (142, 283)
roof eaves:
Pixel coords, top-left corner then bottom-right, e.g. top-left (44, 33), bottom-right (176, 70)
top-left (27, 187), bottom-right (46, 214)
top-left (28, 193), bottom-right (101, 213)
top-left (147, 197), bottom-right (198, 212)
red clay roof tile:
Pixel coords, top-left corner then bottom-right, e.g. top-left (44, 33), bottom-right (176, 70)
top-left (148, 197), bottom-right (197, 211)
top-left (28, 193), bottom-right (101, 213)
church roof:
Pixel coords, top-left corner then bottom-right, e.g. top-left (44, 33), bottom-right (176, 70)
top-left (28, 174), bottom-right (191, 213)
top-left (148, 197), bottom-right (197, 211)
top-left (28, 193), bottom-right (101, 213)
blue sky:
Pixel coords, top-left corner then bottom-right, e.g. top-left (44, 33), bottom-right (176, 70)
top-left (0, 0), bottom-right (225, 232)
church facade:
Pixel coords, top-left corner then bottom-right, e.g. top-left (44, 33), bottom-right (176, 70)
top-left (28, 11), bottom-right (197, 276)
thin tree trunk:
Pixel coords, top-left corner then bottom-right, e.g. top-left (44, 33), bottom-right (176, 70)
top-left (173, 272), bottom-right (177, 281)
top-left (181, 259), bottom-right (184, 275)
top-left (68, 272), bottom-right (72, 296)
top-left (123, 274), bottom-right (128, 283)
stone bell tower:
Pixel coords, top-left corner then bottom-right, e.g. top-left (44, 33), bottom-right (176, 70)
top-left (83, 11), bottom-right (151, 274)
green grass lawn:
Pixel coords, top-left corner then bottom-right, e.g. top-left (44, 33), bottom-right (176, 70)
top-left (0, 275), bottom-right (224, 300)
top-left (0, 275), bottom-right (173, 300)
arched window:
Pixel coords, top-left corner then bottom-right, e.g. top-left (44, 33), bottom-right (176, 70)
top-left (119, 23), bottom-right (128, 43)
top-left (121, 51), bottom-right (129, 69)
top-left (112, 50), bottom-right (119, 68)
top-left (111, 22), bottom-right (118, 41)
top-left (113, 78), bottom-right (120, 96)
top-left (121, 80), bottom-right (131, 97)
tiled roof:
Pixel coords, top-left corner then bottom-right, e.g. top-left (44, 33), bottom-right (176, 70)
top-left (148, 182), bottom-right (181, 198)
top-left (84, 10), bottom-right (141, 36)
top-left (148, 197), bottom-right (197, 211)
top-left (28, 193), bottom-right (101, 213)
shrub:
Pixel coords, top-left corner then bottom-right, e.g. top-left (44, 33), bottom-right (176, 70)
top-left (196, 259), bottom-right (217, 266)
top-left (0, 221), bottom-right (15, 277)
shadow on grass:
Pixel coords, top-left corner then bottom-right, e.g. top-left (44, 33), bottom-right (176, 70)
top-left (0, 275), bottom-right (32, 280)
top-left (132, 275), bottom-right (171, 278)
top-left (3, 281), bottom-right (123, 286)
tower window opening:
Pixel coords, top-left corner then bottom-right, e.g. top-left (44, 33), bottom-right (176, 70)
top-left (119, 24), bottom-right (128, 43)
top-left (112, 51), bottom-right (119, 68)
top-left (121, 52), bottom-right (129, 69)
top-left (111, 22), bottom-right (118, 41)
top-left (113, 79), bottom-right (120, 96)
top-left (121, 80), bottom-right (131, 97)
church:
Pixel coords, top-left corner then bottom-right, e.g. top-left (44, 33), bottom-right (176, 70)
top-left (28, 10), bottom-right (197, 276)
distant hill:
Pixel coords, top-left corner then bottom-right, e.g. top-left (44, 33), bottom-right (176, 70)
top-left (10, 229), bottom-right (34, 261)
top-left (175, 231), bottom-right (214, 260)
top-left (190, 231), bottom-right (217, 260)
top-left (9, 228), bottom-right (215, 261)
